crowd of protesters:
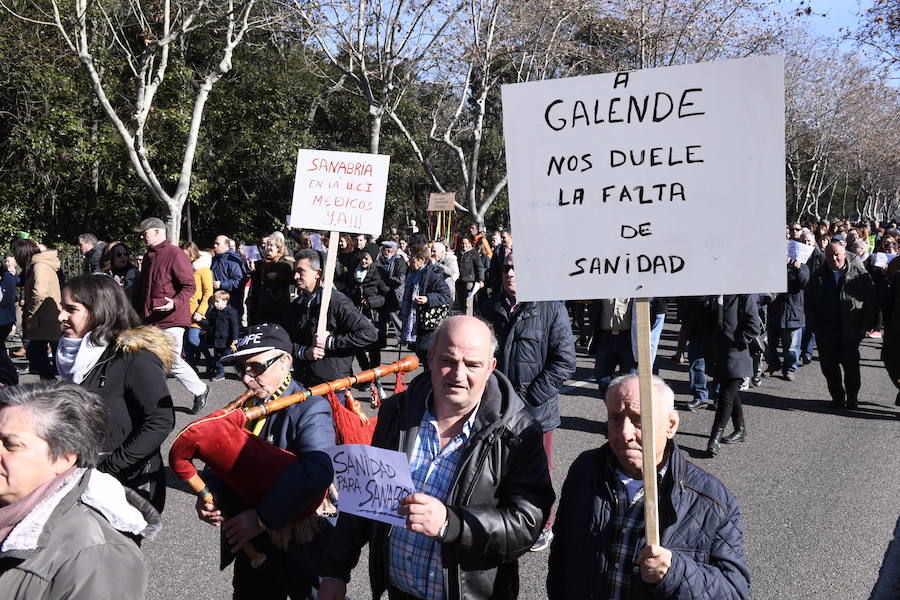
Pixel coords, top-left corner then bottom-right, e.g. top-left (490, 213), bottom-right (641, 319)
top-left (0, 214), bottom-right (896, 599)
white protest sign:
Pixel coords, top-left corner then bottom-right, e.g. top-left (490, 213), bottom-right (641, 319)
top-left (501, 55), bottom-right (786, 301)
top-left (325, 444), bottom-right (415, 528)
top-left (787, 240), bottom-right (815, 264)
top-left (289, 149), bottom-right (390, 235)
top-left (873, 252), bottom-right (898, 268)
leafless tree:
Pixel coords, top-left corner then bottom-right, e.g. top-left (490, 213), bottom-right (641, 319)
top-left (290, 0), bottom-right (462, 155)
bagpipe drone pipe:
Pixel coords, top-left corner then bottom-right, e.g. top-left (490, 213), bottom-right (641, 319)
top-left (168, 355), bottom-right (419, 565)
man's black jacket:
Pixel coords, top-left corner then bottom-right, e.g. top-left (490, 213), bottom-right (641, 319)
top-left (320, 371), bottom-right (555, 599)
top-left (282, 288), bottom-right (378, 385)
top-left (481, 298), bottom-right (576, 432)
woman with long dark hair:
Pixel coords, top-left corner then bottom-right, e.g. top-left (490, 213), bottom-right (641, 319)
top-left (100, 240), bottom-right (140, 305)
top-left (15, 238), bottom-right (61, 380)
top-left (56, 274), bottom-right (175, 511)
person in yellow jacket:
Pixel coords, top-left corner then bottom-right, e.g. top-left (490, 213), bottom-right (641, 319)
top-left (180, 242), bottom-right (214, 375)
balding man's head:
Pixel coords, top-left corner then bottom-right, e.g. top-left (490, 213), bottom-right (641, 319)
top-left (213, 236), bottom-right (229, 255)
top-left (428, 316), bottom-right (497, 418)
top-left (826, 242), bottom-right (847, 270)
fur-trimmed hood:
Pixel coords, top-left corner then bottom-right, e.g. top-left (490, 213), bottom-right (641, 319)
top-left (116, 325), bottom-right (176, 372)
top-left (193, 250), bottom-right (212, 272)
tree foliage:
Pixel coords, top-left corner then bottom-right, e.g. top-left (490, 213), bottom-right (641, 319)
top-left (1, 0), bottom-right (897, 251)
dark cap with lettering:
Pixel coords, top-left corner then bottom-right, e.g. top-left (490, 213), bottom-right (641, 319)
top-left (221, 324), bottom-right (293, 363)
top-left (134, 217), bottom-right (166, 232)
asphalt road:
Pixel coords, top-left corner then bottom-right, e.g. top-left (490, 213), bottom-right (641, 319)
top-left (14, 318), bottom-right (899, 599)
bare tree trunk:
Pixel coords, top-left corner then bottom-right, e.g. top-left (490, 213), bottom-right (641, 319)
top-left (369, 110), bottom-right (383, 154)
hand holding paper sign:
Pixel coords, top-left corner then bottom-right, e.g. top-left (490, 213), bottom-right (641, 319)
top-left (399, 493), bottom-right (448, 537)
top-left (787, 240), bottom-right (814, 265)
top-left (325, 445), bottom-right (415, 528)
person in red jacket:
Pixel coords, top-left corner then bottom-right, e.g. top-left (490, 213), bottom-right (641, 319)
top-left (134, 217), bottom-right (209, 413)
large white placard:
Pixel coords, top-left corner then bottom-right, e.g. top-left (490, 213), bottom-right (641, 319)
top-left (289, 149), bottom-right (390, 235)
top-left (502, 55), bottom-right (786, 301)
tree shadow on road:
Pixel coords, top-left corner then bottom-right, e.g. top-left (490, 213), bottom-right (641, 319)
top-left (740, 389), bottom-right (900, 421)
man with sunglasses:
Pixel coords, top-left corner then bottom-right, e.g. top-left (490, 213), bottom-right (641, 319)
top-left (195, 323), bottom-right (336, 600)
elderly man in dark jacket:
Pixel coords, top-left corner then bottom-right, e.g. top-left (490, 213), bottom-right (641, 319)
top-left (134, 217), bottom-right (208, 413)
top-left (282, 249), bottom-right (378, 386)
top-left (482, 253), bottom-right (575, 551)
top-left (548, 375), bottom-right (749, 600)
top-left (319, 316), bottom-right (554, 600)
top-left (211, 235), bottom-right (248, 317)
top-left (196, 324), bottom-right (335, 600)
top-left (806, 241), bottom-right (877, 409)
top-left (764, 259), bottom-right (809, 380)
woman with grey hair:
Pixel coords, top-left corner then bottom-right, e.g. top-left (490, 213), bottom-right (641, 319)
top-left (0, 382), bottom-right (158, 599)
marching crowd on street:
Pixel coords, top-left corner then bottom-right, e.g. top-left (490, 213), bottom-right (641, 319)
top-left (0, 214), bottom-right (897, 599)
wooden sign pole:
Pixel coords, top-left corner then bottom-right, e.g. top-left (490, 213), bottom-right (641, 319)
top-left (316, 231), bottom-right (341, 338)
top-left (635, 296), bottom-right (660, 546)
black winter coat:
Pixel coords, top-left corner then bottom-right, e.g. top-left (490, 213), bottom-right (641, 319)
top-left (377, 256), bottom-right (407, 312)
top-left (205, 305), bottom-right (240, 349)
top-left (806, 258), bottom-right (877, 342)
top-left (768, 262), bottom-right (809, 329)
top-left (248, 257), bottom-right (294, 326)
top-left (80, 326), bottom-right (176, 512)
top-left (321, 371), bottom-right (554, 599)
top-left (547, 442), bottom-right (749, 600)
top-left (400, 262), bottom-right (452, 350)
top-left (702, 295), bottom-right (761, 380)
top-left (282, 288), bottom-right (378, 385)
top-left (457, 248), bottom-right (485, 284)
top-left (482, 298), bottom-right (576, 432)
top-left (344, 265), bottom-right (389, 321)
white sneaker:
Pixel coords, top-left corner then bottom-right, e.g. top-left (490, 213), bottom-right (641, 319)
top-left (530, 528), bottom-right (553, 551)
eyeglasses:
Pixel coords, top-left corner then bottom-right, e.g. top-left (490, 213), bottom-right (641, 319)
top-left (237, 354), bottom-right (282, 377)
top-left (791, 227), bottom-right (802, 232)
top-left (502, 264), bottom-right (515, 273)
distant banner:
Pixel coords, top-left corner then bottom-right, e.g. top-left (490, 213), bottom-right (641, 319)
top-left (325, 445), bottom-right (415, 528)
top-left (428, 192), bottom-right (456, 212)
top-left (289, 149), bottom-right (390, 235)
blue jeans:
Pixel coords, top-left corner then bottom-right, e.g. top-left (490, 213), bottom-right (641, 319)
top-left (184, 327), bottom-right (212, 371)
top-left (766, 325), bottom-right (802, 374)
top-left (801, 327), bottom-right (815, 360)
top-left (688, 338), bottom-right (709, 403)
top-left (594, 330), bottom-right (637, 395)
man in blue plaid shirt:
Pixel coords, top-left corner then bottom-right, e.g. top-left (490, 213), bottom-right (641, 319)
top-left (547, 375), bottom-right (750, 600)
top-left (320, 316), bottom-right (554, 600)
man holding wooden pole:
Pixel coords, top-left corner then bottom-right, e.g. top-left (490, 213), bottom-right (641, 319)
top-left (546, 374), bottom-right (750, 599)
